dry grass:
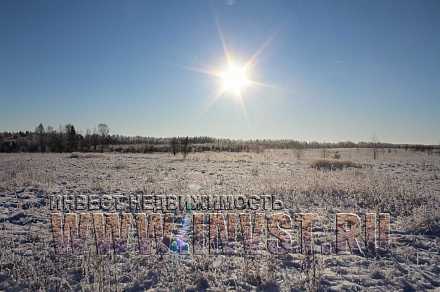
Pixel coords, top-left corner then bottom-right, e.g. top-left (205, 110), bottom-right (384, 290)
top-left (310, 159), bottom-right (362, 171)
top-left (68, 153), bottom-right (104, 159)
top-left (0, 149), bottom-right (439, 290)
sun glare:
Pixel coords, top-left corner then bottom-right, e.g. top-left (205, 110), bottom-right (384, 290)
top-left (183, 21), bottom-right (278, 115)
top-left (220, 62), bottom-right (251, 96)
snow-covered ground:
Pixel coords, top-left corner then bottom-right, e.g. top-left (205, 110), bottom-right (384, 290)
top-left (0, 149), bottom-right (439, 291)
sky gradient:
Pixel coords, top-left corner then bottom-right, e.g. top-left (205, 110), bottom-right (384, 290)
top-left (1, 0), bottom-right (439, 144)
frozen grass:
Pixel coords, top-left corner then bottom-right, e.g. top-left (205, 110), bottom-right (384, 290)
top-left (0, 149), bottom-right (439, 290)
top-left (310, 159), bottom-right (362, 171)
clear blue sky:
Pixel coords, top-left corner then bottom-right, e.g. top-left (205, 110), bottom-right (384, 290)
top-left (1, 0), bottom-right (439, 144)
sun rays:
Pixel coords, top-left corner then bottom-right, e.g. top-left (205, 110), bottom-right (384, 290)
top-left (181, 19), bottom-right (278, 117)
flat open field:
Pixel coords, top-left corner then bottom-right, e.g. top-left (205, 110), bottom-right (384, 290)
top-left (0, 149), bottom-right (439, 291)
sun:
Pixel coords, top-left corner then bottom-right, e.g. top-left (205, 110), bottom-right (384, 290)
top-left (182, 21), bottom-right (278, 113)
top-left (220, 62), bottom-right (251, 96)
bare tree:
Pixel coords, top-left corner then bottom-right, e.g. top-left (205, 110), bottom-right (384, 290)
top-left (82, 129), bottom-right (92, 151)
top-left (65, 124), bottom-right (78, 152)
top-left (91, 128), bottom-right (99, 151)
top-left (170, 137), bottom-right (178, 156)
top-left (46, 126), bottom-right (63, 152)
top-left (97, 123), bottom-right (109, 152)
top-left (35, 123), bottom-right (45, 152)
top-left (181, 136), bottom-right (190, 159)
top-left (97, 123), bottom-right (109, 137)
top-left (372, 135), bottom-right (379, 160)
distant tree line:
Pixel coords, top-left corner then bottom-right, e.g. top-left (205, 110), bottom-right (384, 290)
top-left (0, 123), bottom-right (110, 153)
top-left (0, 123), bottom-right (439, 154)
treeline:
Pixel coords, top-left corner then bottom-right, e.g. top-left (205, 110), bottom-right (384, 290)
top-left (0, 123), bottom-right (439, 154)
top-left (0, 123), bottom-right (223, 153)
top-left (0, 123), bottom-right (111, 153)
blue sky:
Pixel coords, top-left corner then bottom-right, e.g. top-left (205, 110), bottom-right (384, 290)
top-left (1, 0), bottom-right (439, 144)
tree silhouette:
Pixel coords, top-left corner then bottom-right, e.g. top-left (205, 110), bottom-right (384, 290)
top-left (181, 136), bottom-right (190, 159)
top-left (372, 135), bottom-right (379, 160)
top-left (97, 123), bottom-right (109, 152)
top-left (65, 124), bottom-right (78, 152)
top-left (35, 123), bottom-right (45, 152)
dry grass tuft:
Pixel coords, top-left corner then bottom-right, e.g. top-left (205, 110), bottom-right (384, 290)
top-left (310, 159), bottom-right (361, 171)
top-left (68, 153), bottom-right (80, 158)
top-left (68, 153), bottom-right (103, 159)
top-left (405, 207), bottom-right (440, 236)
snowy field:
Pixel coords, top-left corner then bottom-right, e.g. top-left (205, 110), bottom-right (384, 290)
top-left (0, 149), bottom-right (439, 291)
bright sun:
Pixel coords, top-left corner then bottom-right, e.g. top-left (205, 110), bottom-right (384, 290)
top-left (220, 62), bottom-right (251, 96)
top-left (183, 21), bottom-right (278, 113)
